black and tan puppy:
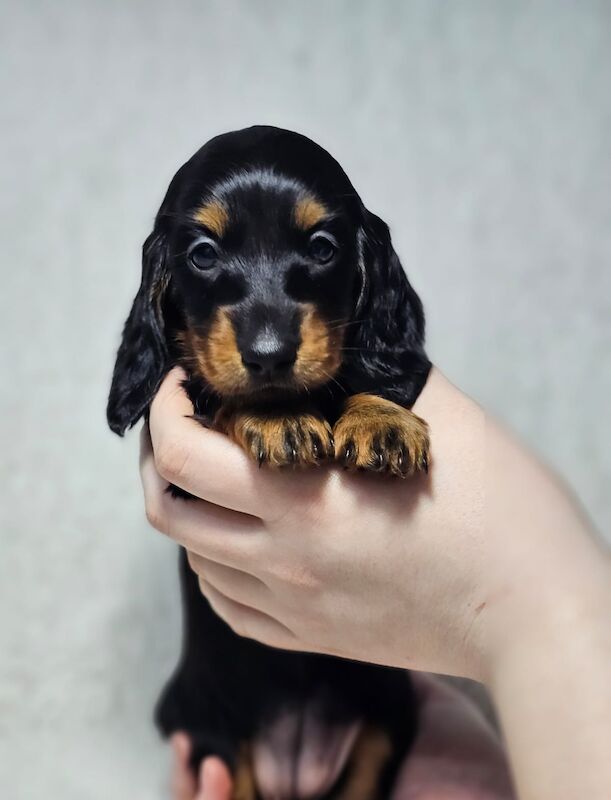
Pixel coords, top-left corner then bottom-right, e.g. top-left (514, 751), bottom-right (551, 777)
top-left (107, 126), bottom-right (431, 800)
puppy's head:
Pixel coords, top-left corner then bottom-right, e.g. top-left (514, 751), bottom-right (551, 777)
top-left (107, 126), bottom-right (424, 435)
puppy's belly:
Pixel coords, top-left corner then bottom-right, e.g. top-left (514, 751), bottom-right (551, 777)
top-left (252, 702), bottom-right (362, 800)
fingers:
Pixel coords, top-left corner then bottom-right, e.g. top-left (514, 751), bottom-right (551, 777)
top-left (197, 757), bottom-right (233, 800)
top-left (200, 580), bottom-right (299, 651)
top-left (171, 732), bottom-right (197, 800)
top-left (187, 551), bottom-right (272, 612)
top-left (140, 428), bottom-right (266, 571)
top-left (148, 368), bottom-right (275, 518)
top-left (171, 734), bottom-right (234, 800)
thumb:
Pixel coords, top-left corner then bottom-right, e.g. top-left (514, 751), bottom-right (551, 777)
top-left (170, 732), bottom-right (197, 800)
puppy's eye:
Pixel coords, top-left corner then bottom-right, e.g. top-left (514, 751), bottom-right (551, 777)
top-left (308, 234), bottom-right (337, 264)
top-left (189, 241), bottom-right (218, 270)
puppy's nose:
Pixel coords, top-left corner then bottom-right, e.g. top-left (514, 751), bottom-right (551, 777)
top-left (241, 331), bottom-right (298, 378)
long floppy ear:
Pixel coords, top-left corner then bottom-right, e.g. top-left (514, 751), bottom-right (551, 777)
top-left (106, 229), bottom-right (171, 435)
top-left (354, 207), bottom-right (426, 352)
top-left (345, 207), bottom-right (430, 403)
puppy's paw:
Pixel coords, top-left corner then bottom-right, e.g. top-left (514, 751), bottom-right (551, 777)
top-left (215, 408), bottom-right (334, 468)
top-left (333, 394), bottom-right (429, 477)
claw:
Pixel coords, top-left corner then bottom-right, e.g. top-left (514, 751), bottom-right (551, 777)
top-left (325, 434), bottom-right (334, 459)
top-left (310, 433), bottom-right (322, 461)
top-left (399, 449), bottom-right (410, 477)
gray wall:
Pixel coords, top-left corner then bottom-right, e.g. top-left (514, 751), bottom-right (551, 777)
top-left (1, 2), bottom-right (609, 798)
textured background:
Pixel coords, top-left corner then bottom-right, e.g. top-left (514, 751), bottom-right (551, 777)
top-left (1, 1), bottom-right (609, 798)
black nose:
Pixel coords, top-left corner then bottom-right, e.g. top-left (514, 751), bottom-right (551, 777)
top-left (241, 332), bottom-right (298, 379)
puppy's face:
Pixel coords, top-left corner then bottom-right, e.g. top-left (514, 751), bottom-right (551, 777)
top-left (107, 127), bottom-right (425, 438)
top-left (169, 173), bottom-right (359, 399)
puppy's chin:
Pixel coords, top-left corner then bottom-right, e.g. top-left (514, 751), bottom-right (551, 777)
top-left (219, 378), bottom-right (309, 406)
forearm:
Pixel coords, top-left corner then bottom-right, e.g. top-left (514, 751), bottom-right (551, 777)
top-left (483, 417), bottom-right (611, 800)
top-left (490, 579), bottom-right (611, 800)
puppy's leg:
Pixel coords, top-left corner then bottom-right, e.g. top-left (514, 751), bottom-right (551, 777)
top-left (334, 727), bottom-right (393, 800)
top-left (214, 406), bottom-right (335, 468)
top-left (333, 394), bottom-right (429, 477)
top-left (231, 745), bottom-right (257, 800)
top-left (155, 551), bottom-right (251, 788)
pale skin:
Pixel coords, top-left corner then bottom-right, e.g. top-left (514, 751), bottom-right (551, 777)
top-left (141, 367), bottom-right (611, 800)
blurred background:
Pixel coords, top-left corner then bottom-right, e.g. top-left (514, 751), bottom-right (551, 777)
top-left (1, 1), bottom-right (609, 797)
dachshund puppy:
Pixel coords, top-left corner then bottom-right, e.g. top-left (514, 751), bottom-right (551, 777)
top-left (107, 126), bottom-right (431, 800)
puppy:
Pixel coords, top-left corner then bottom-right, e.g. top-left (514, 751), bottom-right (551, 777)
top-left (108, 126), bottom-right (431, 800)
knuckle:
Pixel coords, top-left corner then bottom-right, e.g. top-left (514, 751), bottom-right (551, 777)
top-left (186, 550), bottom-right (203, 575)
top-left (155, 438), bottom-right (189, 483)
top-left (227, 614), bottom-right (248, 639)
top-left (272, 561), bottom-right (320, 595)
top-left (144, 495), bottom-right (165, 532)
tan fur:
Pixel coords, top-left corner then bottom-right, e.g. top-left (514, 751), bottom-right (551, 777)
top-left (294, 196), bottom-right (329, 230)
top-left (335, 727), bottom-right (393, 800)
top-left (293, 306), bottom-right (344, 389)
top-left (231, 744), bottom-right (256, 800)
top-left (192, 200), bottom-right (229, 237)
top-left (333, 394), bottom-right (430, 476)
top-left (231, 727), bottom-right (391, 800)
top-left (178, 309), bottom-right (250, 395)
top-left (215, 406), bottom-right (334, 467)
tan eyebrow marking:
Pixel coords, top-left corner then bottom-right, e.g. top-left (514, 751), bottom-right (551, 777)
top-left (294, 196), bottom-right (329, 230)
top-left (192, 201), bottom-right (229, 237)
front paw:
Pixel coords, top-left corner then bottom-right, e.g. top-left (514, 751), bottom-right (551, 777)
top-left (215, 408), bottom-right (335, 468)
top-left (333, 394), bottom-right (429, 477)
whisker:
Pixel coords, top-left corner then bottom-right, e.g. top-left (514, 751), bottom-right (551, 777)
top-left (318, 368), bottom-right (347, 394)
top-left (339, 347), bottom-right (386, 354)
top-left (327, 318), bottom-right (371, 331)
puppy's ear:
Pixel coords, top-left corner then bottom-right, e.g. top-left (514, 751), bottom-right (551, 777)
top-left (107, 229), bottom-right (171, 435)
top-left (354, 208), bottom-right (426, 352)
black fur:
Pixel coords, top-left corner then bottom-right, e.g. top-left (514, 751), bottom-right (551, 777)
top-left (107, 126), bottom-right (431, 796)
top-left (107, 231), bottom-right (170, 435)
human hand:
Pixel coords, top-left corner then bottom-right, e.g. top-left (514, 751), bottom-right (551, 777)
top-left (169, 734), bottom-right (232, 800)
top-left (141, 366), bottom-right (489, 679)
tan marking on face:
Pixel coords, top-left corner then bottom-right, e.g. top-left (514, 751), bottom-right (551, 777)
top-left (293, 307), bottom-right (344, 389)
top-left (177, 306), bottom-right (344, 397)
top-left (178, 309), bottom-right (250, 395)
top-left (192, 200), bottom-right (229, 237)
top-left (294, 196), bottom-right (329, 230)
